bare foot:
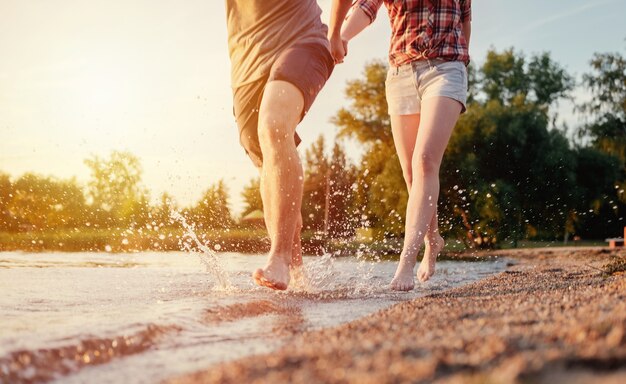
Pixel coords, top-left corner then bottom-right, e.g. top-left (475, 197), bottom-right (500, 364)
top-left (417, 236), bottom-right (444, 283)
top-left (390, 256), bottom-right (417, 291)
top-left (252, 255), bottom-right (290, 291)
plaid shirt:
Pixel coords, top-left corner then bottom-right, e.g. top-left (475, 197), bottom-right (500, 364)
top-left (355, 0), bottom-right (471, 66)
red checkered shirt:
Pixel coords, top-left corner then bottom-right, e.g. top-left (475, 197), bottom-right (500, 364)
top-left (355, 0), bottom-right (471, 67)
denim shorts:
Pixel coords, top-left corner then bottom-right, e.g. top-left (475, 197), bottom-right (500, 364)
top-left (385, 59), bottom-right (468, 115)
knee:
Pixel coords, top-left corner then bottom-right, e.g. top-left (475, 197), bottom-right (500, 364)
top-left (258, 115), bottom-right (294, 154)
top-left (412, 153), bottom-right (440, 178)
top-left (295, 214), bottom-right (303, 232)
top-left (240, 132), bottom-right (263, 168)
top-left (403, 168), bottom-right (413, 189)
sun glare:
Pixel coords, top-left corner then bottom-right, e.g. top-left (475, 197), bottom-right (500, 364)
top-left (69, 61), bottom-right (133, 115)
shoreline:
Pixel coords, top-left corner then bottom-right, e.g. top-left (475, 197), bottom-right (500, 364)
top-left (169, 247), bottom-right (626, 384)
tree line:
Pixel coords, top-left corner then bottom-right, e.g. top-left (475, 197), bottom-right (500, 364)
top-left (1, 47), bottom-right (624, 250)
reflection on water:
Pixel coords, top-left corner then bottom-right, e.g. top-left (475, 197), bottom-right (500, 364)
top-left (0, 251), bottom-right (506, 383)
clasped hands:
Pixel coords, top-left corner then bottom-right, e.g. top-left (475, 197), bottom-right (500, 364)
top-left (329, 34), bottom-right (348, 65)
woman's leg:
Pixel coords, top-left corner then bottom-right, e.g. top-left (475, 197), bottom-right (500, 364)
top-left (390, 97), bottom-right (462, 291)
top-left (390, 115), bottom-right (446, 286)
top-left (391, 114), bottom-right (443, 239)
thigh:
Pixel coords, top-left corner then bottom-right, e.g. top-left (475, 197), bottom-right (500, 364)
top-left (391, 114), bottom-right (420, 172)
top-left (258, 80), bottom-right (305, 136)
top-left (414, 97), bottom-right (463, 165)
top-left (269, 42), bottom-right (334, 118)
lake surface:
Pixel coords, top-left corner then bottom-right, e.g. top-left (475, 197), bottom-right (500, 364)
top-left (0, 251), bottom-right (507, 383)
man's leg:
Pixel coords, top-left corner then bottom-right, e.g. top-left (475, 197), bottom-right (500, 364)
top-left (253, 80), bottom-right (304, 290)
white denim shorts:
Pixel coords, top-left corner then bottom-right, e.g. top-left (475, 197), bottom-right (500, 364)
top-left (385, 59), bottom-right (468, 115)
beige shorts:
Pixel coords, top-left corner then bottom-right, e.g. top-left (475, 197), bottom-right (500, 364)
top-left (385, 59), bottom-right (468, 115)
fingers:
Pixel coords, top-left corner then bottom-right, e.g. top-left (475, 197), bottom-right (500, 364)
top-left (331, 39), bottom-right (348, 65)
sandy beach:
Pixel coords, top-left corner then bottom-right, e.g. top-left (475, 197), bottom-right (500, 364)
top-left (169, 247), bottom-right (626, 384)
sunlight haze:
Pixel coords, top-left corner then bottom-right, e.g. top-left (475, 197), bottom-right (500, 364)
top-left (1, 0), bottom-right (624, 214)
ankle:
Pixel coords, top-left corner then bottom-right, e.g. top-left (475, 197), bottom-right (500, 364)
top-left (267, 252), bottom-right (290, 265)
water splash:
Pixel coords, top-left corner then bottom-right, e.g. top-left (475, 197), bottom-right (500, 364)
top-left (295, 252), bottom-right (339, 292)
top-left (170, 210), bottom-right (231, 290)
top-left (291, 249), bottom-right (385, 297)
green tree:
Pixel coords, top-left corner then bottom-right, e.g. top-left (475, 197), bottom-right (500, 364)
top-left (0, 173), bottom-right (16, 231)
top-left (331, 61), bottom-right (406, 237)
top-left (570, 51), bottom-right (626, 237)
top-left (191, 180), bottom-right (233, 229)
top-left (332, 60), bottom-right (392, 145)
top-left (303, 135), bottom-right (330, 232)
top-left (6, 173), bottom-right (87, 231)
top-left (326, 141), bottom-right (358, 238)
top-left (442, 98), bottom-right (577, 247)
top-left (241, 177), bottom-right (263, 218)
top-left (579, 52), bottom-right (626, 204)
top-left (301, 136), bottom-right (358, 237)
top-left (84, 151), bottom-right (149, 228)
top-left (480, 48), bottom-right (574, 108)
top-left (152, 192), bottom-right (178, 228)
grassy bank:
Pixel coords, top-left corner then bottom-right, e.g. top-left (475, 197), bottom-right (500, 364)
top-left (0, 230), bottom-right (608, 255)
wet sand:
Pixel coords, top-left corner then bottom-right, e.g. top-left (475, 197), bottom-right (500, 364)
top-left (169, 247), bottom-right (626, 384)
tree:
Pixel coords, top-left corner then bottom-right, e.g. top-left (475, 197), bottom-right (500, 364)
top-left (580, 52), bottom-right (626, 119)
top-left (579, 52), bottom-right (626, 204)
top-left (442, 98), bottom-right (577, 247)
top-left (300, 135), bottom-right (358, 237)
top-left (571, 51), bottom-right (626, 236)
top-left (331, 60), bottom-right (392, 146)
top-left (481, 48), bottom-right (528, 104)
top-left (84, 151), bottom-right (149, 228)
top-left (303, 135), bottom-right (330, 232)
top-left (480, 48), bottom-right (574, 109)
top-left (152, 192), bottom-right (178, 228)
top-left (331, 61), bottom-right (405, 238)
top-left (241, 177), bottom-right (263, 218)
top-left (0, 173), bottom-right (16, 231)
top-left (327, 141), bottom-right (358, 238)
top-left (6, 173), bottom-right (87, 231)
top-left (191, 180), bottom-right (233, 229)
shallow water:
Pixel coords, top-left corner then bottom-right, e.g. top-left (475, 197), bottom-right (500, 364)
top-left (0, 251), bottom-right (507, 383)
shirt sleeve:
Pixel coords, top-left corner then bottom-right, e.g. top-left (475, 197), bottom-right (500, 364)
top-left (460, 0), bottom-right (472, 22)
top-left (354, 0), bottom-right (383, 23)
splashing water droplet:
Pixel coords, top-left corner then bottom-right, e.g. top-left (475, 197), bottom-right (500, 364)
top-left (170, 209), bottom-right (231, 290)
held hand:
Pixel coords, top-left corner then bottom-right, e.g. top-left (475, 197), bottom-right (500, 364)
top-left (329, 35), bottom-right (348, 64)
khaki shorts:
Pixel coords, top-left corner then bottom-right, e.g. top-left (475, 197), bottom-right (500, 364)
top-left (233, 42), bottom-right (334, 168)
top-left (385, 59), bottom-right (468, 115)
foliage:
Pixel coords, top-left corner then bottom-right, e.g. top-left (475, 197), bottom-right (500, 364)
top-left (2, 49), bottom-right (626, 252)
top-left (241, 178), bottom-right (262, 218)
top-left (84, 151), bottom-right (149, 228)
top-left (1, 173), bottom-right (87, 232)
top-left (330, 48), bottom-right (623, 248)
top-left (480, 49), bottom-right (574, 107)
top-left (301, 135), bottom-right (358, 237)
top-left (578, 52), bottom-right (626, 207)
top-left (190, 180), bottom-right (233, 229)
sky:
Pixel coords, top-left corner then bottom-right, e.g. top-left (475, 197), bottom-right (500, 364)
top-left (1, 0), bottom-right (625, 215)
